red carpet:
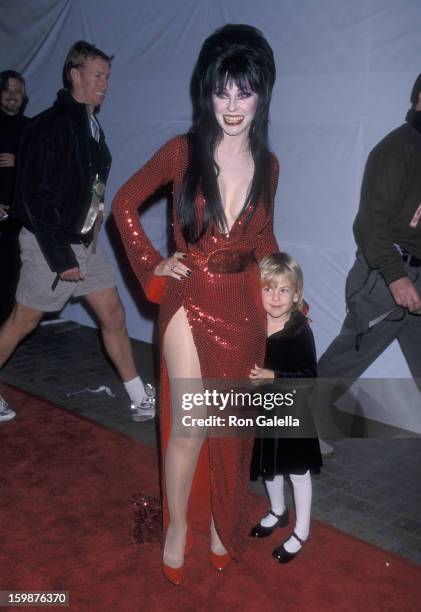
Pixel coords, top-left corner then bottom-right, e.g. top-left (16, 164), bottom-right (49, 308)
top-left (1, 383), bottom-right (420, 611)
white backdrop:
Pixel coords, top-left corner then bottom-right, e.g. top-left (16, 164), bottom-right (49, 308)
top-left (2, 0), bottom-right (421, 430)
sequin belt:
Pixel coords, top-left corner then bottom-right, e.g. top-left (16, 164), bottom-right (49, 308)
top-left (189, 248), bottom-right (256, 274)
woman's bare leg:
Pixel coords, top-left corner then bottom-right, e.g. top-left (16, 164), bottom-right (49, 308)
top-left (163, 307), bottom-right (204, 569)
top-left (210, 515), bottom-right (228, 555)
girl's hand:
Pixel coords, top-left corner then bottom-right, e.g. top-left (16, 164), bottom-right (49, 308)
top-left (154, 252), bottom-right (191, 280)
top-left (249, 364), bottom-right (275, 386)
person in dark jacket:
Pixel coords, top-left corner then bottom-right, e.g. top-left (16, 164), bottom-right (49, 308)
top-left (0, 42), bottom-right (155, 423)
top-left (0, 70), bottom-right (29, 219)
top-left (0, 70), bottom-right (30, 421)
top-left (0, 71), bottom-right (30, 324)
top-left (317, 74), bottom-right (421, 429)
top-left (249, 253), bottom-right (322, 564)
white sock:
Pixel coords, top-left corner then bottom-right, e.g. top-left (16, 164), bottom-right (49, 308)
top-left (124, 376), bottom-right (146, 405)
top-left (284, 471), bottom-right (312, 553)
top-left (261, 475), bottom-right (285, 527)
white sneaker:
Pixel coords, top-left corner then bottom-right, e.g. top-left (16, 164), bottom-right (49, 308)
top-left (131, 384), bottom-right (156, 422)
top-left (145, 383), bottom-right (156, 400)
top-left (0, 395), bottom-right (16, 421)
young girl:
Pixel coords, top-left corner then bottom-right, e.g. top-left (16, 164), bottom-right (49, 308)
top-left (249, 252), bottom-right (322, 563)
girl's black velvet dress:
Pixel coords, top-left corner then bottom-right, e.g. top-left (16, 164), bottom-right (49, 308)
top-left (250, 310), bottom-right (323, 479)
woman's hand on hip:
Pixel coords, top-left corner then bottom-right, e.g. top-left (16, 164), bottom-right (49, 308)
top-left (154, 252), bottom-right (191, 280)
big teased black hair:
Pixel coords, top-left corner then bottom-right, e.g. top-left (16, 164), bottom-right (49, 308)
top-left (177, 24), bottom-right (276, 243)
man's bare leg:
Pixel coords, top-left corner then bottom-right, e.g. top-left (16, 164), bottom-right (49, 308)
top-left (0, 303), bottom-right (43, 421)
top-left (83, 286), bottom-right (153, 415)
top-left (84, 286), bottom-right (137, 381)
top-left (0, 302), bottom-right (43, 367)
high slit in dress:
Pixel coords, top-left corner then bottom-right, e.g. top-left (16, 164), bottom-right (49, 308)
top-left (112, 135), bottom-right (279, 558)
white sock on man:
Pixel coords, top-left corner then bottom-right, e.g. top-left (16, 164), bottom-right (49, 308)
top-left (261, 475), bottom-right (286, 527)
top-left (284, 470), bottom-right (312, 553)
top-left (123, 376), bottom-right (146, 406)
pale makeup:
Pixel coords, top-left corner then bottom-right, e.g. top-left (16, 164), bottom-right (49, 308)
top-left (212, 81), bottom-right (258, 139)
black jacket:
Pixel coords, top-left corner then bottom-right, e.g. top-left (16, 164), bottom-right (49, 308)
top-left (353, 114), bottom-right (421, 285)
top-left (13, 89), bottom-right (111, 273)
top-left (0, 109), bottom-right (30, 205)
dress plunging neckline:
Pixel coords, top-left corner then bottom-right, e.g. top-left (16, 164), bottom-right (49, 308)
top-left (216, 155), bottom-right (253, 238)
top-left (219, 213), bottom-right (240, 238)
top-left (218, 185), bottom-right (253, 238)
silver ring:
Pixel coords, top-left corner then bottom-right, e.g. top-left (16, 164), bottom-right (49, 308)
top-left (170, 264), bottom-right (176, 272)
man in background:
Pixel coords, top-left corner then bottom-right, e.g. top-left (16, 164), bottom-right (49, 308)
top-left (317, 74), bottom-right (421, 436)
top-left (0, 70), bottom-right (30, 421)
top-left (0, 71), bottom-right (30, 324)
top-left (0, 42), bottom-right (155, 423)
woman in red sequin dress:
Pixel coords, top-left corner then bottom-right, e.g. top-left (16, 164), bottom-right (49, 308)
top-left (112, 24), bottom-right (279, 583)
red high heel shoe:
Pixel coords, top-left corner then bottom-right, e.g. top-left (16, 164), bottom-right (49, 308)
top-left (210, 549), bottom-right (231, 572)
top-left (162, 528), bottom-right (193, 585)
top-left (162, 561), bottom-right (185, 586)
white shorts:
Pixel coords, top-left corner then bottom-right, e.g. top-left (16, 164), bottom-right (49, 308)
top-left (16, 228), bottom-right (116, 312)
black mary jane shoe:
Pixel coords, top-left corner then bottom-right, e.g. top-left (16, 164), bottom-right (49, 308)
top-left (250, 508), bottom-right (289, 538)
top-left (272, 531), bottom-right (306, 564)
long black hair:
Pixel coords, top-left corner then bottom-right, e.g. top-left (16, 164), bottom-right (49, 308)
top-left (177, 24), bottom-right (276, 243)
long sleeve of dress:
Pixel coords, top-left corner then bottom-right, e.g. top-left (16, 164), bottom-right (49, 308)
top-left (111, 136), bottom-right (182, 301)
top-left (254, 155), bottom-right (280, 262)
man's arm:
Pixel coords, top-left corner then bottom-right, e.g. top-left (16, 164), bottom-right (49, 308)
top-left (355, 147), bottom-right (421, 310)
top-left (16, 118), bottom-right (80, 275)
top-left (355, 149), bottom-right (407, 284)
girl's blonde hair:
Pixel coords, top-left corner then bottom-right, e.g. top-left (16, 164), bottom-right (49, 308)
top-left (259, 252), bottom-right (304, 312)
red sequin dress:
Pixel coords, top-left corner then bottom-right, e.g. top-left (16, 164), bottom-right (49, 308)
top-left (112, 135), bottom-right (279, 558)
